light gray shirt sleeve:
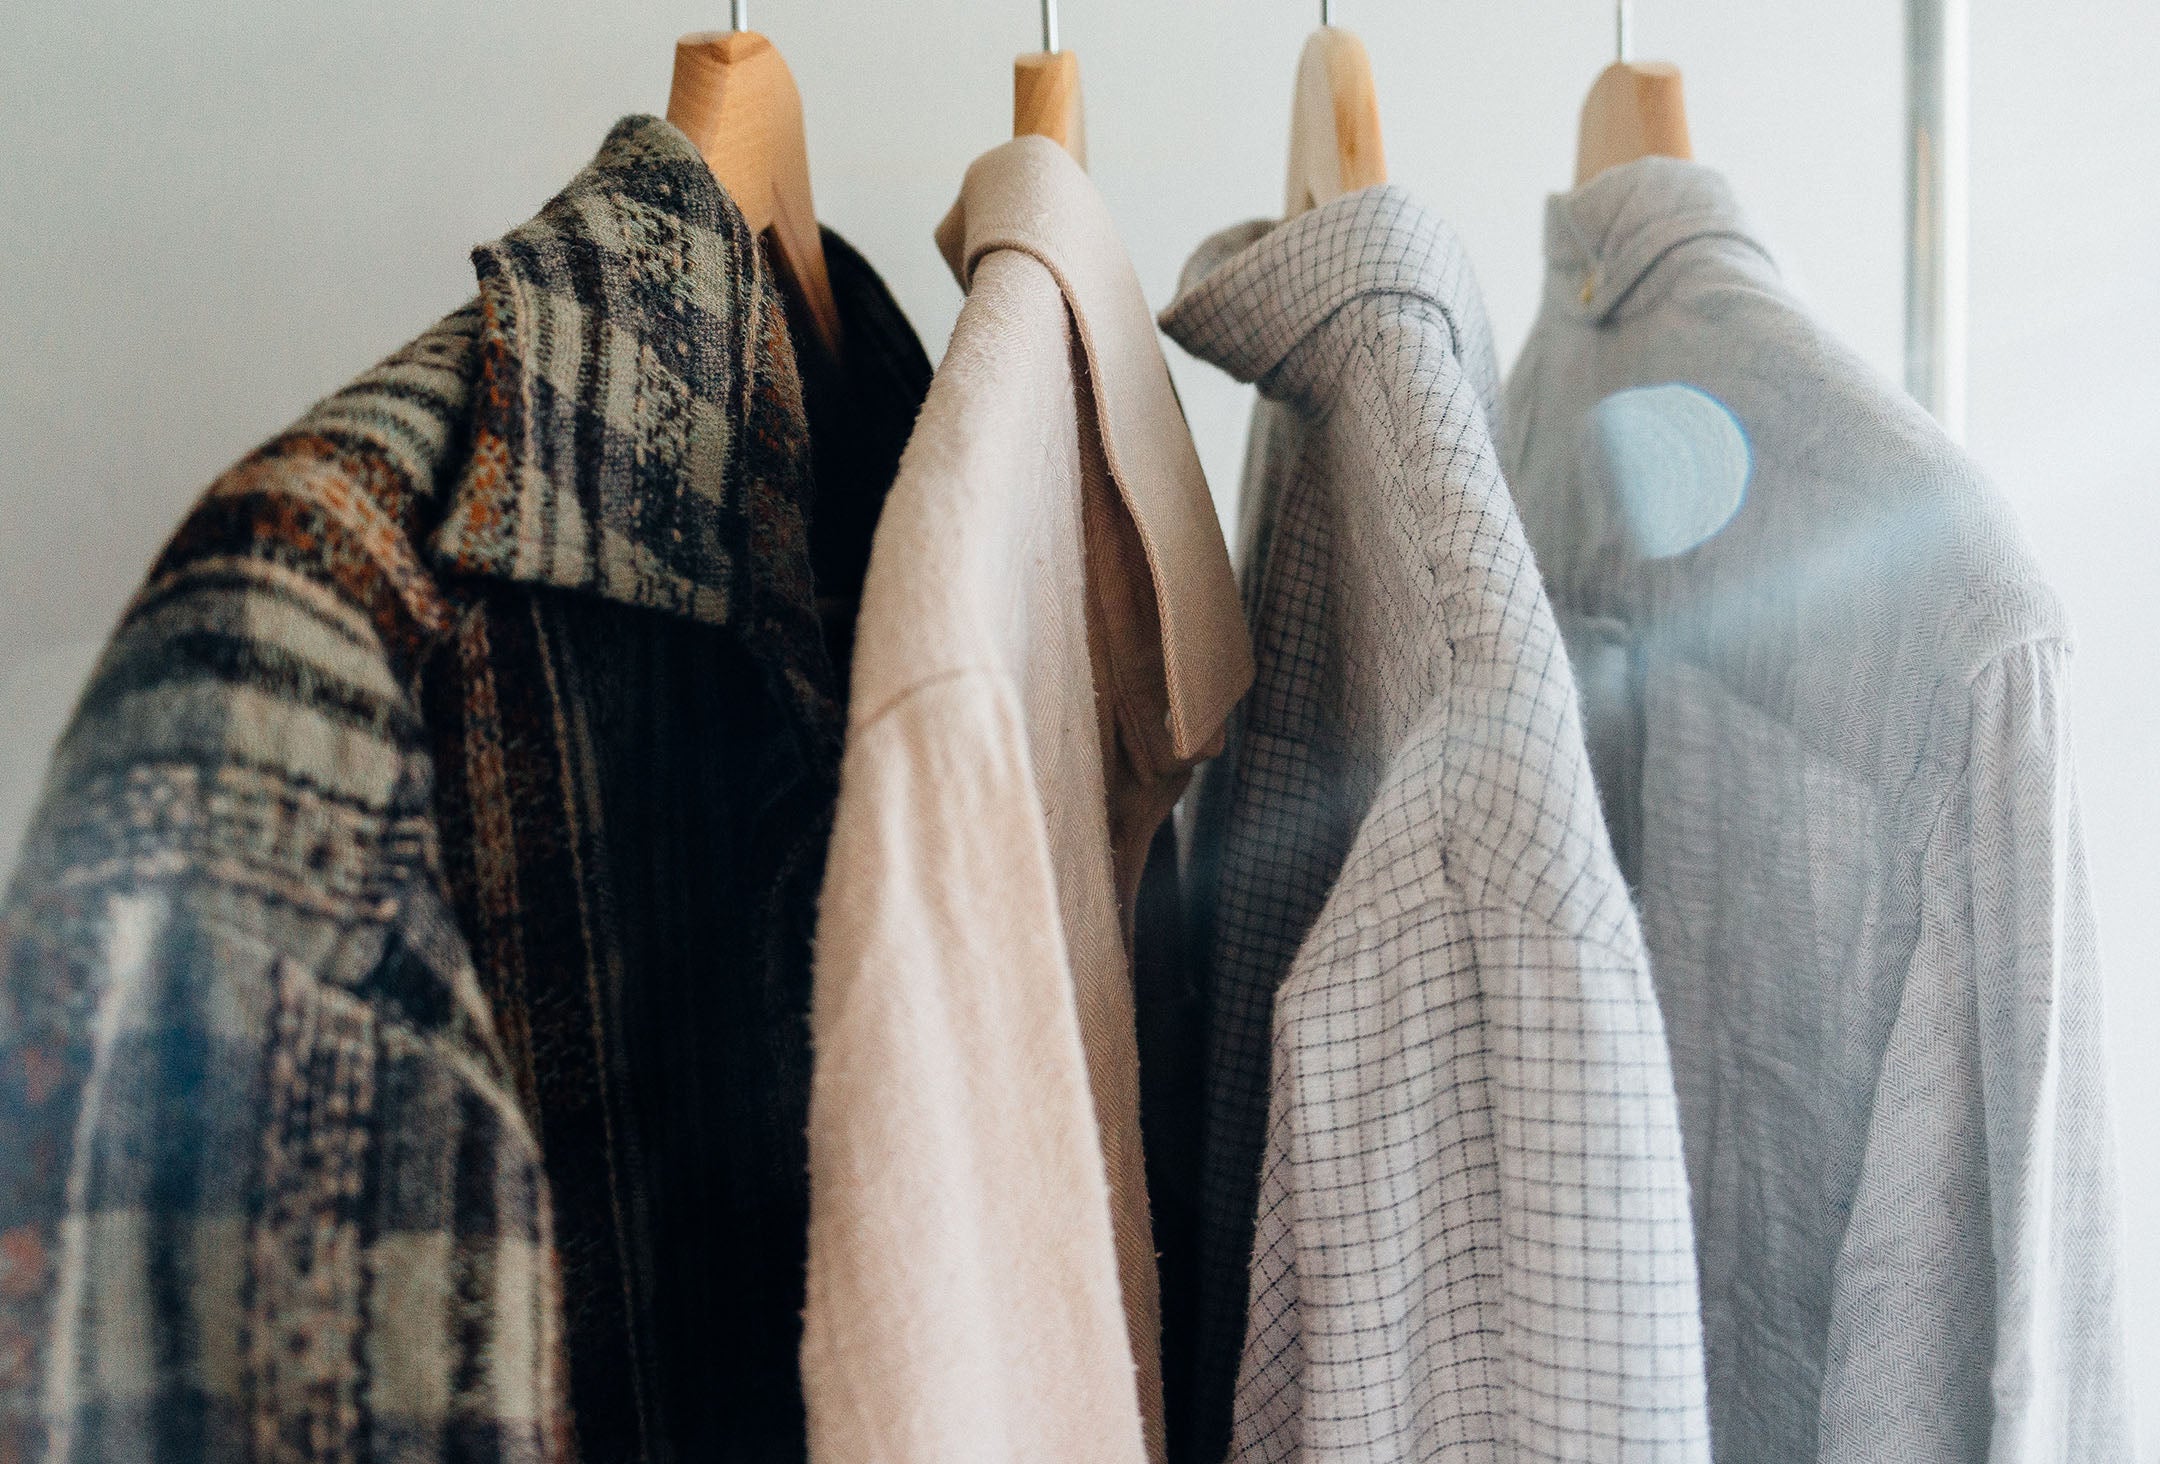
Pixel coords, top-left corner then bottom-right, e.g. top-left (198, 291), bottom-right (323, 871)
top-left (1820, 639), bottom-right (2130, 1464)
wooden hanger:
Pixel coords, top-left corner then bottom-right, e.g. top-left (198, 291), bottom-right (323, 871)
top-left (1284, 8), bottom-right (1387, 218)
top-left (1574, 1), bottom-right (1692, 185)
top-left (667, 18), bottom-right (844, 361)
top-left (1014, 0), bottom-right (1087, 164)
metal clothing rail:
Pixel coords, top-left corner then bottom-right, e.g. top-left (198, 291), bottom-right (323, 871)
top-left (1617, 0), bottom-right (1966, 433)
top-left (1906, 0), bottom-right (1969, 439)
top-left (757, 0), bottom-right (1972, 437)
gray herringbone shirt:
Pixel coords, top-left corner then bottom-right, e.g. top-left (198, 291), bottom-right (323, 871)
top-left (1502, 157), bottom-right (2131, 1463)
top-left (1162, 188), bottom-right (1710, 1463)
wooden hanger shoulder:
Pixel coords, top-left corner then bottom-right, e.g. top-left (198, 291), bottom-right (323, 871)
top-left (1014, 50), bottom-right (1087, 166)
top-left (1285, 26), bottom-right (1386, 217)
top-left (667, 30), bottom-right (844, 360)
top-left (1574, 60), bottom-right (1692, 186)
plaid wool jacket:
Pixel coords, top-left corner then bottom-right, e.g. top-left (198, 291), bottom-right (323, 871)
top-left (0, 116), bottom-right (929, 1462)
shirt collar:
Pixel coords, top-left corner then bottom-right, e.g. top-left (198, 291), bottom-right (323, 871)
top-left (935, 136), bottom-right (1252, 762)
top-left (431, 114), bottom-right (928, 745)
top-left (1543, 156), bottom-right (1773, 324)
top-left (1157, 185), bottom-right (1492, 420)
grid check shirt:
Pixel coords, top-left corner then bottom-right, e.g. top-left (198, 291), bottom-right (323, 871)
top-left (1159, 189), bottom-right (1711, 1462)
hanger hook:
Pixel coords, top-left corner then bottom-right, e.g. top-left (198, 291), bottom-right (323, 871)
top-left (731, 0), bottom-right (748, 32)
top-left (1041, 0), bottom-right (1059, 53)
top-left (1321, 0), bottom-right (1336, 25)
top-left (1616, 0), bottom-right (1631, 61)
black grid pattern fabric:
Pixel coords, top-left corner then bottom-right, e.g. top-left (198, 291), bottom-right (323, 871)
top-left (1160, 188), bottom-right (1710, 1462)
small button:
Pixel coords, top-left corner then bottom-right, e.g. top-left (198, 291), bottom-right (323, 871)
top-left (1580, 272), bottom-right (1597, 305)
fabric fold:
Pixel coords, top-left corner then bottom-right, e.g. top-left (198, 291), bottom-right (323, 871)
top-left (937, 137), bottom-right (1252, 761)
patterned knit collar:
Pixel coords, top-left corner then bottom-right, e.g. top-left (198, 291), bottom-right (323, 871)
top-left (1158, 185), bottom-right (1492, 423)
top-left (1541, 156), bottom-right (1774, 325)
top-left (431, 114), bottom-right (929, 742)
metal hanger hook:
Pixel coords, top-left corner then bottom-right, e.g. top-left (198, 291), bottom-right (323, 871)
top-left (731, 0), bottom-right (748, 32)
top-left (1616, 0), bottom-right (1631, 61)
top-left (1041, 0), bottom-right (1060, 53)
top-left (1321, 0), bottom-right (1336, 25)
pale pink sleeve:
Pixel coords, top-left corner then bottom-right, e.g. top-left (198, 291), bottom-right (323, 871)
top-left (802, 673), bottom-right (1150, 1464)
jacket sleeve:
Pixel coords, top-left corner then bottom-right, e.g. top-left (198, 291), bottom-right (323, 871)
top-left (801, 675), bottom-right (1149, 1464)
top-left (1819, 639), bottom-right (2131, 1463)
top-left (0, 581), bottom-right (566, 1461)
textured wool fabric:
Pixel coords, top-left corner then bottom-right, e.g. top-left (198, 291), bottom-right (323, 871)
top-left (802, 136), bottom-right (1252, 1464)
top-left (1502, 157), bottom-right (2131, 1464)
top-left (1160, 188), bottom-right (1709, 1464)
top-left (0, 116), bottom-right (929, 1463)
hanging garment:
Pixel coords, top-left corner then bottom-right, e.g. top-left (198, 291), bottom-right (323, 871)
top-left (1502, 157), bottom-right (2130, 1464)
top-left (1160, 189), bottom-right (1710, 1464)
top-left (802, 136), bottom-right (1252, 1464)
top-left (0, 115), bottom-right (929, 1463)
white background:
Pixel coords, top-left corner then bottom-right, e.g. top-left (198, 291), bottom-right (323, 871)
top-left (2, 0), bottom-right (2153, 1442)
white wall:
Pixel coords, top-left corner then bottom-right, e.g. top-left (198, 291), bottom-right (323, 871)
top-left (0, 0), bottom-right (2150, 1441)
top-left (1966, 0), bottom-right (2160, 1445)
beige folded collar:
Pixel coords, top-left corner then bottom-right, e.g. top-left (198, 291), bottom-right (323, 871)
top-left (937, 137), bottom-right (1252, 763)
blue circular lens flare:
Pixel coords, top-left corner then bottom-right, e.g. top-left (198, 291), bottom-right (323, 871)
top-left (1587, 383), bottom-right (1752, 560)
